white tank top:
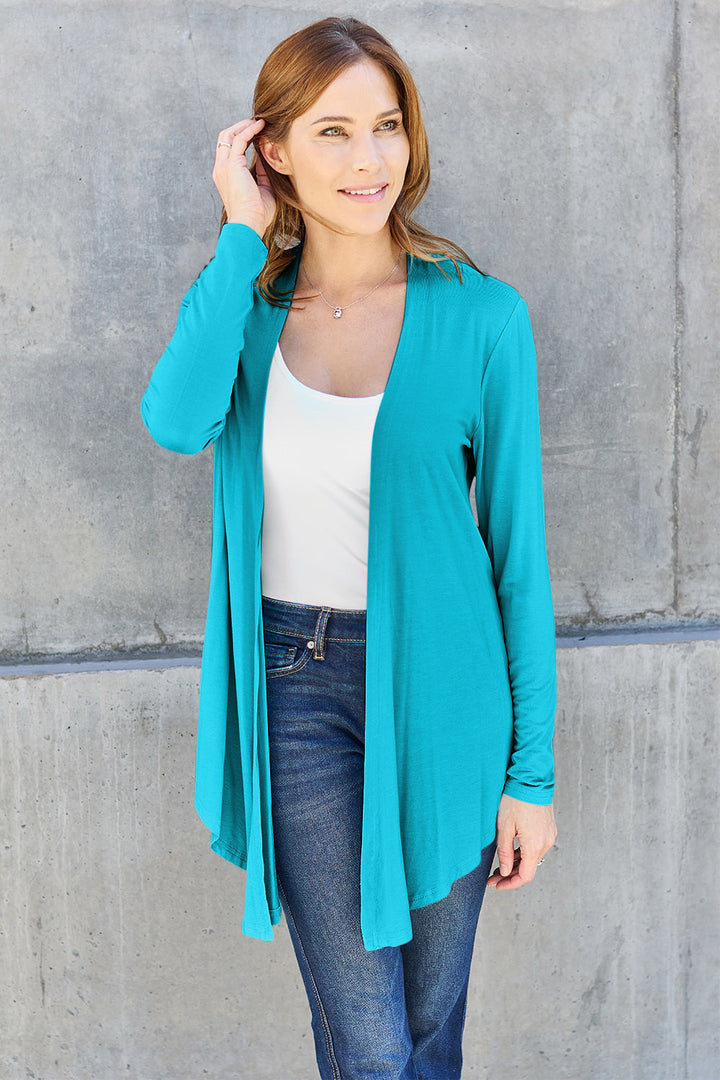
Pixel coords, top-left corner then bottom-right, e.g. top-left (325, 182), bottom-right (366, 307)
top-left (260, 343), bottom-right (384, 609)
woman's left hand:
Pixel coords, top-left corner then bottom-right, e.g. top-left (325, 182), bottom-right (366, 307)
top-left (486, 794), bottom-right (557, 890)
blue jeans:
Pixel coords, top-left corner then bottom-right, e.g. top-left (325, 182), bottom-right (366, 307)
top-left (262, 595), bottom-right (497, 1080)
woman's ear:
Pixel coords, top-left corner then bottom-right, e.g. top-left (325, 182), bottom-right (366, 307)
top-left (259, 138), bottom-right (292, 176)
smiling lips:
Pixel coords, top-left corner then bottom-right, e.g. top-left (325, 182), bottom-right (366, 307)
top-left (339, 183), bottom-right (388, 202)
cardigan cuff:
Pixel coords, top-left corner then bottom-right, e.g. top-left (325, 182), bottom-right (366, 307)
top-left (215, 221), bottom-right (269, 276)
top-left (502, 776), bottom-right (554, 806)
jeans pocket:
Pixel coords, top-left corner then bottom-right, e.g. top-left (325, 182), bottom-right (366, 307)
top-left (263, 634), bottom-right (312, 679)
top-left (264, 642), bottom-right (298, 673)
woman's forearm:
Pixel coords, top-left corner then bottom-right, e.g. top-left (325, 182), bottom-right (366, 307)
top-left (141, 223), bottom-right (268, 454)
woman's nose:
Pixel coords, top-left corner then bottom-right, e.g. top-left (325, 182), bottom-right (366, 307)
top-left (351, 132), bottom-right (382, 172)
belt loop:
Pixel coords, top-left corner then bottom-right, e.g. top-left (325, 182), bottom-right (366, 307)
top-left (312, 607), bottom-right (332, 660)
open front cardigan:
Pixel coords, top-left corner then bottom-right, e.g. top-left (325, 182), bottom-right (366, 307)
top-left (141, 223), bottom-right (556, 951)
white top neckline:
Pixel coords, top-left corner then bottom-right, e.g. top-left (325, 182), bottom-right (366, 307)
top-left (274, 343), bottom-right (385, 402)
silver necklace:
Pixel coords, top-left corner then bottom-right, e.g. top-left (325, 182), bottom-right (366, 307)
top-left (301, 253), bottom-right (402, 318)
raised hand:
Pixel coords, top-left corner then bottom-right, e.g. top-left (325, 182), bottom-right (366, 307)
top-left (212, 118), bottom-right (276, 238)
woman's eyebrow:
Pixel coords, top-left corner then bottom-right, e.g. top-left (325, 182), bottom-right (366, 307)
top-left (310, 108), bottom-right (402, 126)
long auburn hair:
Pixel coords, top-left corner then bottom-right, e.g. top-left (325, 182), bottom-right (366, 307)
top-left (220, 16), bottom-right (481, 304)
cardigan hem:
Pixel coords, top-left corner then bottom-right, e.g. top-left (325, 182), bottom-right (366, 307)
top-left (406, 832), bottom-right (498, 911)
top-left (361, 838), bottom-right (500, 950)
top-left (208, 832), bottom-right (284, 933)
top-left (204, 823), bottom-right (500, 949)
top-left (361, 924), bottom-right (415, 951)
top-left (209, 833), bottom-right (248, 869)
top-left (241, 918), bottom-right (281, 942)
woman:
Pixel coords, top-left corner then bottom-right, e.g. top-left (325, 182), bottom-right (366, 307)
top-left (142, 15), bottom-right (557, 1079)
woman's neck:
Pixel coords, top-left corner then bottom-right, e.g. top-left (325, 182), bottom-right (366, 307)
top-left (298, 222), bottom-right (403, 302)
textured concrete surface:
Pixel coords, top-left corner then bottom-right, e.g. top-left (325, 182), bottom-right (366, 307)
top-left (677, 0), bottom-right (720, 614)
top-left (0, 667), bottom-right (316, 1080)
top-left (2, 2), bottom-right (718, 1078)
top-left (2, 641), bottom-right (718, 1080)
top-left (1, 0), bottom-right (718, 660)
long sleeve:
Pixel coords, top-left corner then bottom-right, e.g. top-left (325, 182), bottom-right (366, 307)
top-left (472, 297), bottom-right (556, 804)
top-left (141, 223), bottom-right (268, 454)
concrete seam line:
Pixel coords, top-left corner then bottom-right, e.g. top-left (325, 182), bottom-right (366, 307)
top-left (0, 657), bottom-right (202, 678)
top-left (3, 625), bottom-right (720, 678)
top-left (556, 627), bottom-right (720, 648)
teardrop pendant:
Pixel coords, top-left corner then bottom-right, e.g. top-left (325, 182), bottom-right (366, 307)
top-left (333, 307), bottom-right (343, 319)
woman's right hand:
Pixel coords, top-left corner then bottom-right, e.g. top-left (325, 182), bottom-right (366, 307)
top-left (212, 118), bottom-right (276, 238)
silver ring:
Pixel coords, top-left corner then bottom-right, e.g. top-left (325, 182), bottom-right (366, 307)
top-left (217, 141), bottom-right (233, 149)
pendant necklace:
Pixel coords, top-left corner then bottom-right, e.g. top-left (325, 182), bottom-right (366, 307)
top-left (301, 253), bottom-right (402, 319)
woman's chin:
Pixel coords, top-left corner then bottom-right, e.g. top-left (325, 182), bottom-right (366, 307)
top-left (297, 194), bottom-right (396, 240)
top-left (308, 211), bottom-right (394, 240)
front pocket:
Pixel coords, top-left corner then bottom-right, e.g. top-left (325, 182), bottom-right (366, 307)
top-left (263, 642), bottom-right (299, 674)
top-left (263, 629), bottom-right (314, 680)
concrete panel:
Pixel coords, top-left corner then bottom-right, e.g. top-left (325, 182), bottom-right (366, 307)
top-left (677, 0), bottom-right (720, 617)
top-left (1, 1), bottom-right (683, 661)
top-left (393, 2), bottom-right (679, 626)
top-left (2, 640), bottom-right (718, 1079)
top-left (474, 638), bottom-right (720, 1080)
top-left (0, 4), bottom-right (219, 660)
top-left (0, 666), bottom-right (317, 1080)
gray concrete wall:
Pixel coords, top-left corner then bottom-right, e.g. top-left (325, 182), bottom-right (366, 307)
top-left (1, 1), bottom-right (718, 1078)
top-left (2, 643), bottom-right (718, 1079)
top-left (2, 0), bottom-right (718, 658)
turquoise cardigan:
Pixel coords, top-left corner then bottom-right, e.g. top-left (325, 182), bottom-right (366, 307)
top-left (141, 223), bottom-right (556, 951)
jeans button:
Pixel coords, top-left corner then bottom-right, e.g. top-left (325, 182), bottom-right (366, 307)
top-left (307, 640), bottom-right (315, 649)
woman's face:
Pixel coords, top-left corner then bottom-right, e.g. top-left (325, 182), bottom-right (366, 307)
top-left (263, 59), bottom-right (411, 237)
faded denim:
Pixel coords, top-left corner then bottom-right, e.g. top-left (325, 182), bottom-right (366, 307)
top-left (262, 594), bottom-right (496, 1080)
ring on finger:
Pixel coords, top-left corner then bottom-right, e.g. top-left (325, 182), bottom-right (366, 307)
top-left (217, 141), bottom-right (233, 149)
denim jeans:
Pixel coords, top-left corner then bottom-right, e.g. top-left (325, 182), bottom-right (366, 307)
top-left (262, 595), bottom-right (497, 1080)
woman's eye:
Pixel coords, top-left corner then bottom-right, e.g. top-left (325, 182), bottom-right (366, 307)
top-left (319, 119), bottom-right (401, 137)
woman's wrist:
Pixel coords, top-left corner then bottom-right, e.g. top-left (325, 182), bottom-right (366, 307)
top-left (225, 213), bottom-right (267, 239)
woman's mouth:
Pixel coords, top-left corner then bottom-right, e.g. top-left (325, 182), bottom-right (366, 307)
top-left (339, 184), bottom-right (388, 203)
